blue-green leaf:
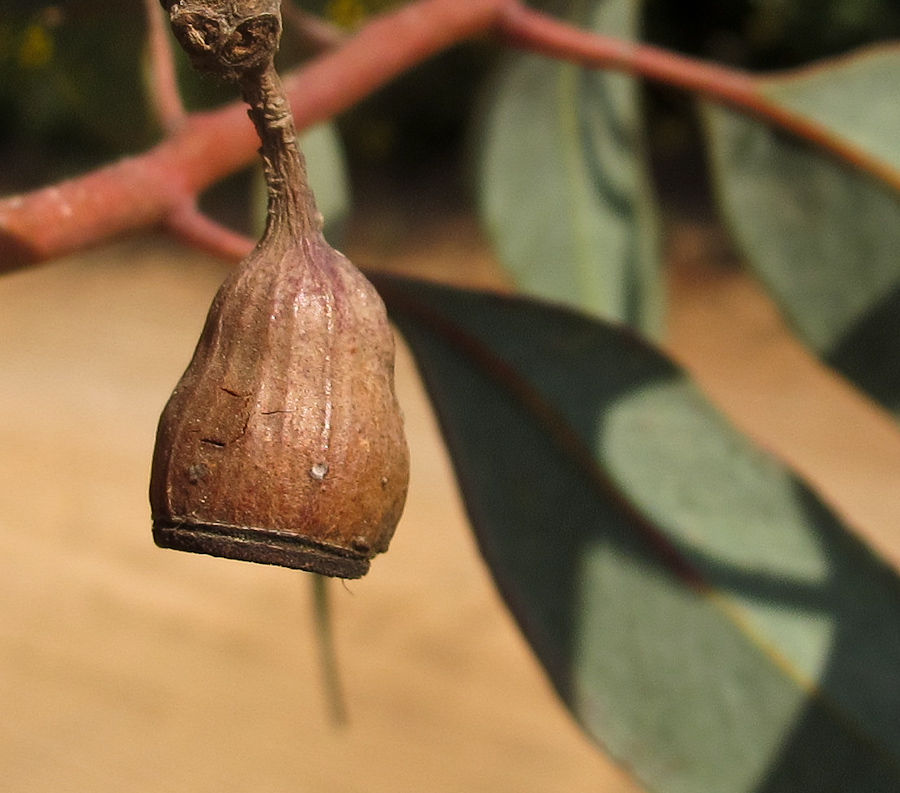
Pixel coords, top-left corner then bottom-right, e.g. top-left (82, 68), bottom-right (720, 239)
top-left (702, 46), bottom-right (900, 413)
top-left (475, 0), bottom-right (662, 337)
top-left (376, 274), bottom-right (900, 793)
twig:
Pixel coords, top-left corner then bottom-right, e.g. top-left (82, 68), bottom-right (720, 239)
top-left (166, 202), bottom-right (254, 262)
top-left (1, 0), bottom-right (897, 272)
top-left (0, 0), bottom-right (511, 273)
top-left (497, 4), bottom-right (900, 196)
top-left (143, 0), bottom-right (186, 132)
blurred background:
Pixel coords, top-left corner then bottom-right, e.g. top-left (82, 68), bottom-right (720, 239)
top-left (3, 1), bottom-right (900, 791)
top-left (5, 0), bottom-right (900, 244)
top-left (6, 0), bottom-right (900, 190)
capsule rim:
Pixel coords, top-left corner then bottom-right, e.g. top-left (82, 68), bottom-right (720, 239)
top-left (152, 517), bottom-right (370, 579)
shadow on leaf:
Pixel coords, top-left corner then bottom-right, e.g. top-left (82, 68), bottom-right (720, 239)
top-left (375, 274), bottom-right (900, 793)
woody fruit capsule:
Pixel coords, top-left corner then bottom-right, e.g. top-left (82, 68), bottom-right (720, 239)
top-left (150, 0), bottom-right (409, 578)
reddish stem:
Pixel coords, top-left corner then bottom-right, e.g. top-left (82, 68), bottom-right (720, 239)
top-left (0, 0), bottom-right (896, 273)
top-left (0, 0), bottom-right (512, 274)
top-left (499, 5), bottom-right (900, 194)
top-left (143, 0), bottom-right (186, 132)
top-left (167, 202), bottom-right (254, 262)
top-left (498, 4), bottom-right (755, 100)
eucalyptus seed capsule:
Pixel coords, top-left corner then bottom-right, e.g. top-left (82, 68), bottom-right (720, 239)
top-left (150, 0), bottom-right (409, 578)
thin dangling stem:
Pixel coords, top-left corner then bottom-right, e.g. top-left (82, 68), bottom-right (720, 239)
top-left (159, 0), bottom-right (321, 243)
top-left (311, 574), bottom-right (348, 726)
top-left (240, 63), bottom-right (322, 243)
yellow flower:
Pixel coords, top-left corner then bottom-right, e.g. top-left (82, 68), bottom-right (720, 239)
top-left (325, 0), bottom-right (368, 29)
top-left (18, 23), bottom-right (53, 69)
top-left (325, 0), bottom-right (405, 29)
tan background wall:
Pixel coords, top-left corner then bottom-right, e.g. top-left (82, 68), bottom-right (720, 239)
top-left (1, 211), bottom-right (898, 792)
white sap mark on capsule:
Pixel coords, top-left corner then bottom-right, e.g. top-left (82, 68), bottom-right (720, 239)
top-left (310, 462), bottom-right (329, 481)
top-left (320, 290), bottom-right (335, 453)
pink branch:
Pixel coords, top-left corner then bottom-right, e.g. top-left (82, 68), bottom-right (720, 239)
top-left (166, 202), bottom-right (254, 262)
top-left (1, 0), bottom-right (895, 273)
top-left (0, 151), bottom-right (193, 271)
top-left (0, 0), bottom-right (512, 274)
top-left (498, 5), bottom-right (900, 195)
top-left (143, 0), bottom-right (186, 132)
top-left (498, 4), bottom-right (755, 101)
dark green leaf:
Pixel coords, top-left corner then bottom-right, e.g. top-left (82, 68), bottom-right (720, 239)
top-left (701, 46), bottom-right (900, 413)
top-left (475, 0), bottom-right (662, 337)
top-left (377, 274), bottom-right (900, 793)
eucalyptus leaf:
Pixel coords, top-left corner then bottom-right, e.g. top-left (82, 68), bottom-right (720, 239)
top-left (762, 47), bottom-right (900, 174)
top-left (376, 274), bottom-right (900, 793)
top-left (701, 46), bottom-right (900, 413)
top-left (475, 0), bottom-right (662, 338)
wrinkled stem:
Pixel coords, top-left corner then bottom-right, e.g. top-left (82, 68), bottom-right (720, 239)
top-left (240, 64), bottom-right (321, 242)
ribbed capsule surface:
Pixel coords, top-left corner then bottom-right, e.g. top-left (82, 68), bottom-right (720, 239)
top-left (150, 232), bottom-right (410, 578)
